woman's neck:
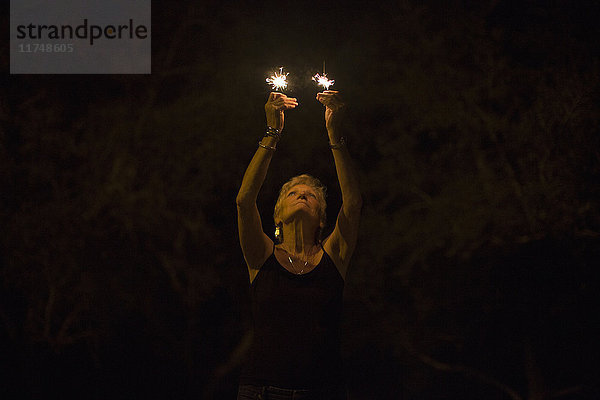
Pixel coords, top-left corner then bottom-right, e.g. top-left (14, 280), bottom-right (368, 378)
top-left (280, 219), bottom-right (318, 256)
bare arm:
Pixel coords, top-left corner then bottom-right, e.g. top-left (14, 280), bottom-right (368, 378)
top-left (236, 92), bottom-right (298, 281)
top-left (317, 91), bottom-right (362, 279)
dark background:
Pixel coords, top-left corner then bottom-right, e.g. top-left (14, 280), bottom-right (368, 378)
top-left (2, 1), bottom-right (599, 399)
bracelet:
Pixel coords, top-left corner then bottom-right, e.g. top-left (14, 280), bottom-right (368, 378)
top-left (328, 136), bottom-right (346, 149)
top-left (265, 126), bottom-right (281, 139)
top-left (258, 142), bottom-right (277, 151)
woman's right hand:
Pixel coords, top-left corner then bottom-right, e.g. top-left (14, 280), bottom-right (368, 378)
top-left (264, 92), bottom-right (298, 133)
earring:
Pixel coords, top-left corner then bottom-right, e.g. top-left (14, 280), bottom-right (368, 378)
top-left (274, 223), bottom-right (283, 243)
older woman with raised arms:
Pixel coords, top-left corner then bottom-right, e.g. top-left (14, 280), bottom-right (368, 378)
top-left (236, 90), bottom-right (361, 399)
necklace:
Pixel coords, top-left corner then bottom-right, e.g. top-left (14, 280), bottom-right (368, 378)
top-left (287, 256), bottom-right (308, 275)
top-left (280, 244), bottom-right (318, 275)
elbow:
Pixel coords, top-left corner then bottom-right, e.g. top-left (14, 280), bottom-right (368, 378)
top-left (235, 193), bottom-right (246, 207)
top-left (236, 191), bottom-right (253, 208)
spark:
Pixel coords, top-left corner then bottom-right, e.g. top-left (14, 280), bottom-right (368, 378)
top-left (266, 67), bottom-right (289, 91)
top-left (312, 73), bottom-right (334, 90)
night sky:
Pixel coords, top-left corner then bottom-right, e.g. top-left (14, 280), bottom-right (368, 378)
top-left (2, 1), bottom-right (600, 399)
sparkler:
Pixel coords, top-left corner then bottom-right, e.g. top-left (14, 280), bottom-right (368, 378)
top-left (313, 60), bottom-right (334, 90)
top-left (266, 67), bottom-right (289, 91)
top-left (312, 73), bottom-right (335, 90)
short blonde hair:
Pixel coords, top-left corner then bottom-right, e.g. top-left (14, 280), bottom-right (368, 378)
top-left (273, 174), bottom-right (327, 226)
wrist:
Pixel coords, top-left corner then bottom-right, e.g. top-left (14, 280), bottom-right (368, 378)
top-left (327, 128), bottom-right (340, 139)
top-left (258, 127), bottom-right (280, 151)
top-left (328, 136), bottom-right (346, 149)
top-left (259, 137), bottom-right (277, 151)
top-left (265, 126), bottom-right (281, 140)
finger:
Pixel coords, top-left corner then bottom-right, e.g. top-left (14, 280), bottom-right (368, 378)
top-left (279, 100), bottom-right (297, 108)
top-left (316, 93), bottom-right (337, 102)
top-left (317, 96), bottom-right (336, 106)
top-left (282, 99), bottom-right (298, 109)
top-left (316, 93), bottom-right (327, 102)
top-left (274, 101), bottom-right (298, 110)
top-left (317, 90), bottom-right (339, 96)
top-left (270, 92), bottom-right (285, 102)
top-left (319, 93), bottom-right (341, 101)
top-left (274, 97), bottom-right (295, 105)
top-left (318, 93), bottom-right (343, 104)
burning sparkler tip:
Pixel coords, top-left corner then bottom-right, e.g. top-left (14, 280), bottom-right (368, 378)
top-left (266, 67), bottom-right (289, 91)
top-left (312, 73), bottom-right (335, 90)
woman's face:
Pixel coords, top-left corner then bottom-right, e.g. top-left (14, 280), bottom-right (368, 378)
top-left (278, 184), bottom-right (321, 225)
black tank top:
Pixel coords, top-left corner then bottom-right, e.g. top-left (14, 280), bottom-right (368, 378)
top-left (240, 247), bottom-right (345, 389)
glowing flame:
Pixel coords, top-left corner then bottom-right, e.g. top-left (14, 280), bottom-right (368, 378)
top-left (312, 73), bottom-right (334, 90)
top-left (266, 67), bottom-right (289, 91)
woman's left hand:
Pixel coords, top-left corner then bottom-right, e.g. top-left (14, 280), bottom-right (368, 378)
top-left (316, 91), bottom-right (345, 138)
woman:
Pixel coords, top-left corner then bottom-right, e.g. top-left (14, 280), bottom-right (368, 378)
top-left (236, 90), bottom-right (361, 399)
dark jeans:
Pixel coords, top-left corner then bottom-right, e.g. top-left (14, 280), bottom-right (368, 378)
top-left (237, 384), bottom-right (348, 400)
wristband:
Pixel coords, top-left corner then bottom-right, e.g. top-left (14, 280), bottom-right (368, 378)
top-left (328, 136), bottom-right (346, 149)
top-left (258, 142), bottom-right (277, 151)
top-left (265, 126), bottom-right (281, 139)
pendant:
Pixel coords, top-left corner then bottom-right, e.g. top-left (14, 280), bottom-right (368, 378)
top-left (288, 256), bottom-right (308, 274)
